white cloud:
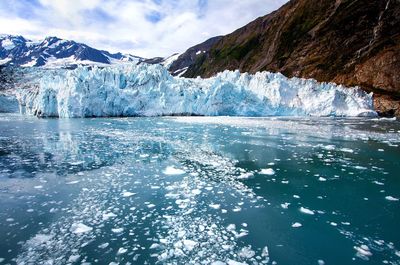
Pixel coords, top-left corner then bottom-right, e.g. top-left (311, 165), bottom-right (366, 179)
top-left (0, 0), bottom-right (288, 57)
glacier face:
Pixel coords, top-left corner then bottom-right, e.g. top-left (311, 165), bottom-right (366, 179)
top-left (16, 64), bottom-right (377, 118)
top-left (0, 94), bottom-right (19, 113)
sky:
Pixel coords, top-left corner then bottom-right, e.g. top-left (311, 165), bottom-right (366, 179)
top-left (0, 0), bottom-right (288, 58)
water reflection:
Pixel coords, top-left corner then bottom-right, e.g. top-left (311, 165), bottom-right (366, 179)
top-left (0, 114), bottom-right (399, 265)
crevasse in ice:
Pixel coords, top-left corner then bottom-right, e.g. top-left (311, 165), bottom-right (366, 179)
top-left (16, 63), bottom-right (377, 117)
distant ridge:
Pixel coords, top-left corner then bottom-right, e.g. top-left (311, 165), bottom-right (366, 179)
top-left (0, 35), bottom-right (142, 68)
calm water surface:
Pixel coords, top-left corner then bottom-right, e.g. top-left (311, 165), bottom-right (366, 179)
top-left (0, 114), bottom-right (400, 265)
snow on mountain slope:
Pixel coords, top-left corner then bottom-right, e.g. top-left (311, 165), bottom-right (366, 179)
top-left (0, 35), bottom-right (142, 68)
top-left (16, 64), bottom-right (376, 118)
top-left (161, 53), bottom-right (181, 69)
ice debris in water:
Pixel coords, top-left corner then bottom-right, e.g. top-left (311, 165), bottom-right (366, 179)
top-left (340, 148), bottom-right (354, 153)
top-left (292, 222), bottom-right (302, 228)
top-left (15, 64), bottom-right (377, 117)
top-left (163, 166), bottom-right (186, 175)
top-left (260, 168), bottom-right (275, 175)
top-left (354, 245), bottom-right (373, 260)
top-left (300, 207), bottom-right (315, 215)
top-left (385, 196), bottom-right (399, 201)
top-left (70, 223), bottom-right (92, 234)
top-left (122, 191), bottom-right (136, 197)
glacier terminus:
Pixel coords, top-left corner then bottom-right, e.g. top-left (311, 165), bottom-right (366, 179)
top-left (6, 63), bottom-right (377, 118)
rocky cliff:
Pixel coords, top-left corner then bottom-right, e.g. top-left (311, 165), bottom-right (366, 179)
top-left (180, 0), bottom-right (400, 116)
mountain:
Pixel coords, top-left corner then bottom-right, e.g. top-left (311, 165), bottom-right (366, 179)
top-left (172, 0), bottom-right (400, 116)
top-left (167, 36), bottom-right (223, 76)
top-left (0, 35), bottom-right (142, 68)
top-left (145, 36), bottom-right (222, 77)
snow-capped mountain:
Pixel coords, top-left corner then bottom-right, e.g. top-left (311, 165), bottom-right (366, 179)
top-left (0, 35), bottom-right (142, 68)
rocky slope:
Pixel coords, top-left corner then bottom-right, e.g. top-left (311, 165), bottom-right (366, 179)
top-left (179, 0), bottom-right (400, 116)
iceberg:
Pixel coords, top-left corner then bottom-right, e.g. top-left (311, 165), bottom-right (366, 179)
top-left (16, 64), bottom-right (376, 117)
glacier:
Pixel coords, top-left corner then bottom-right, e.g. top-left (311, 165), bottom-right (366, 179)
top-left (0, 94), bottom-right (19, 113)
top-left (15, 63), bottom-right (376, 118)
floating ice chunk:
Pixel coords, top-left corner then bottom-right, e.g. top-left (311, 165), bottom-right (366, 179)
top-left (159, 238), bottom-right (168, 244)
top-left (111, 227), bottom-right (124, 233)
top-left (238, 246), bottom-right (255, 258)
top-left (192, 189), bottom-right (202, 195)
top-left (340, 148), bottom-right (354, 153)
top-left (122, 191), bottom-right (136, 197)
top-left (318, 177), bottom-right (327, 182)
top-left (354, 245), bottom-right (372, 260)
top-left (6, 218), bottom-right (14, 222)
top-left (176, 199), bottom-right (190, 208)
top-left (149, 243), bottom-right (160, 249)
top-left (318, 260), bottom-right (325, 265)
top-left (211, 262), bottom-right (226, 265)
top-left (323, 145), bottom-right (336, 150)
top-left (227, 259), bottom-right (247, 265)
top-left (163, 166), bottom-right (186, 175)
top-left (227, 224), bottom-right (236, 231)
top-left (117, 247), bottom-right (128, 255)
top-left (34, 185), bottom-right (43, 189)
top-left (385, 196), bottom-right (399, 201)
top-left (183, 240), bottom-right (197, 251)
top-left (354, 166), bottom-right (367, 170)
top-left (300, 207), bottom-right (315, 215)
top-left (330, 222), bottom-right (338, 226)
top-left (66, 180), bottom-right (80, 184)
top-left (281, 203), bottom-right (290, 209)
top-left (98, 243), bottom-right (109, 249)
top-left (232, 207), bottom-right (242, 212)
top-left (68, 255), bottom-right (80, 263)
top-left (30, 234), bottom-right (53, 244)
top-left (71, 223), bottom-right (92, 234)
top-left (102, 212), bottom-right (117, 220)
top-left (209, 204), bottom-right (221, 210)
top-left (292, 222), bottom-right (302, 228)
top-left (177, 230), bottom-right (186, 238)
top-left (373, 181), bottom-right (384, 186)
top-left (262, 246), bottom-right (269, 257)
top-left (237, 172), bottom-right (254, 179)
top-left (260, 168), bottom-right (275, 175)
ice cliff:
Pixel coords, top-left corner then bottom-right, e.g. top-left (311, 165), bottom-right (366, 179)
top-left (15, 64), bottom-right (376, 117)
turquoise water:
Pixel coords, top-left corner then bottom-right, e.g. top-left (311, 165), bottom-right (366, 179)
top-left (0, 114), bottom-right (399, 265)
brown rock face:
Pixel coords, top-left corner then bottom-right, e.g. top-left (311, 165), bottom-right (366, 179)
top-left (181, 0), bottom-right (400, 116)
